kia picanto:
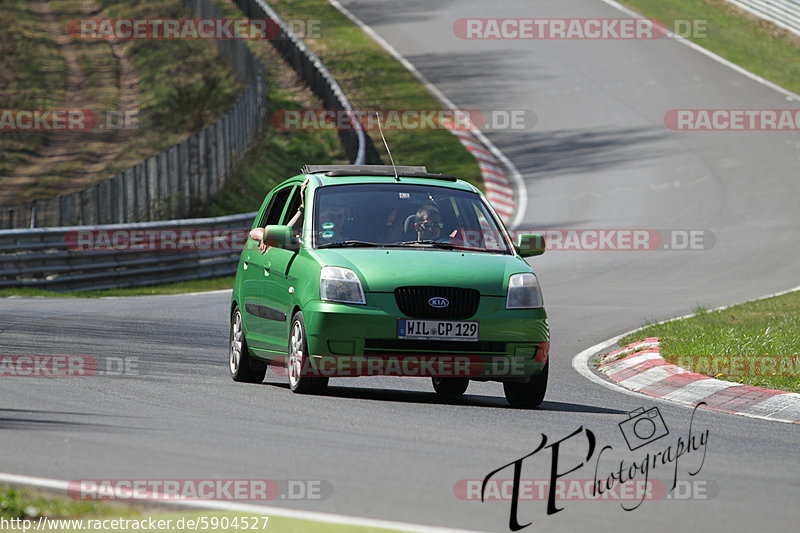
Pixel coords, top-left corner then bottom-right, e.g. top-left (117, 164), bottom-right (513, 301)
top-left (229, 165), bottom-right (549, 407)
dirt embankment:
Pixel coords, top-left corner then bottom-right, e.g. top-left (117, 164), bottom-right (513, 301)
top-left (1, 0), bottom-right (140, 206)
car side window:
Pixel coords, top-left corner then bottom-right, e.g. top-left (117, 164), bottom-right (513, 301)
top-left (472, 203), bottom-right (503, 250)
top-left (282, 187), bottom-right (303, 225)
top-left (259, 185), bottom-right (295, 227)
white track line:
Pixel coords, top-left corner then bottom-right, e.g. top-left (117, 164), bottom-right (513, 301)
top-left (96, 289), bottom-right (233, 300)
top-left (0, 473), bottom-right (480, 533)
top-left (327, 0), bottom-right (529, 228)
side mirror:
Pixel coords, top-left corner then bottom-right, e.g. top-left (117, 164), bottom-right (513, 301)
top-left (516, 233), bottom-right (545, 257)
top-left (264, 226), bottom-right (300, 252)
top-left (263, 225), bottom-right (299, 251)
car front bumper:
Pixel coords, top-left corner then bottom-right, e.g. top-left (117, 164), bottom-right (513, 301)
top-left (299, 294), bottom-right (549, 381)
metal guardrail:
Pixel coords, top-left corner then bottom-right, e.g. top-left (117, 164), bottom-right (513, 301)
top-left (237, 0), bottom-right (378, 165)
top-left (726, 0), bottom-right (800, 35)
top-left (0, 212), bottom-right (257, 291)
top-left (0, 0), bottom-right (381, 290)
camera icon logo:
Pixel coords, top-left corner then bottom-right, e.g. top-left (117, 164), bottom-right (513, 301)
top-left (619, 406), bottom-right (669, 451)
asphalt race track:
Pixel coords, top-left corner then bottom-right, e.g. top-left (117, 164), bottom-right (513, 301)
top-left (2, 0), bottom-right (799, 531)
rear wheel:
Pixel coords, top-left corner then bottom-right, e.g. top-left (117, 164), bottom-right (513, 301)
top-left (288, 311), bottom-right (328, 394)
top-left (229, 306), bottom-right (267, 383)
top-left (503, 361), bottom-right (548, 408)
top-left (432, 377), bottom-right (469, 396)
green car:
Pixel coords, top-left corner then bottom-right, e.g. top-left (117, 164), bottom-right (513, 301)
top-left (229, 165), bottom-right (549, 407)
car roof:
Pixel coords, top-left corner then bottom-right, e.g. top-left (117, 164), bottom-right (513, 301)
top-left (293, 165), bottom-right (480, 193)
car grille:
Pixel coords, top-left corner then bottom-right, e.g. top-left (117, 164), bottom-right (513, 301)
top-left (364, 339), bottom-right (506, 355)
top-left (394, 286), bottom-right (480, 319)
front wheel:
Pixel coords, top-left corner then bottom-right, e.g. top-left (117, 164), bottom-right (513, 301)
top-left (229, 306), bottom-right (267, 383)
top-left (288, 311), bottom-right (328, 394)
top-left (432, 377), bottom-right (469, 396)
top-left (503, 361), bottom-right (548, 408)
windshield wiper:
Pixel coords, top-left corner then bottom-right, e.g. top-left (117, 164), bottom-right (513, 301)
top-left (396, 240), bottom-right (441, 246)
top-left (388, 240), bottom-right (505, 253)
top-left (316, 240), bottom-right (380, 249)
top-left (391, 240), bottom-right (463, 250)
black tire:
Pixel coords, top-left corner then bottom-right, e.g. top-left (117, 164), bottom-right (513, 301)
top-left (229, 306), bottom-right (267, 383)
top-left (288, 311), bottom-right (328, 394)
top-left (503, 360), bottom-right (548, 408)
top-left (432, 377), bottom-right (469, 396)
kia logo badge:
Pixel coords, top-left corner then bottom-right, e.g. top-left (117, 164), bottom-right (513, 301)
top-left (428, 297), bottom-right (449, 308)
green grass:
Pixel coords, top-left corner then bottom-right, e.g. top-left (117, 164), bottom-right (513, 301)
top-left (0, 486), bottom-right (413, 533)
top-left (0, 486), bottom-right (139, 521)
top-left (203, 109), bottom-right (346, 216)
top-left (264, 516), bottom-right (407, 533)
top-left (620, 291), bottom-right (800, 392)
top-left (97, 0), bottom-right (242, 177)
top-left (1, 0), bottom-right (242, 205)
top-left (621, 0), bottom-right (800, 94)
top-left (260, 0), bottom-right (483, 187)
top-left (0, 276), bottom-right (234, 298)
top-left (0, 0), bottom-right (64, 176)
top-left (201, 0), bottom-right (487, 216)
top-left (179, 0), bottom-right (349, 217)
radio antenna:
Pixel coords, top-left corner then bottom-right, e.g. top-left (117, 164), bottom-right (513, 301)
top-left (375, 113), bottom-right (400, 182)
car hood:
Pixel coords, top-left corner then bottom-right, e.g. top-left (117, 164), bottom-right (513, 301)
top-left (312, 248), bottom-right (532, 296)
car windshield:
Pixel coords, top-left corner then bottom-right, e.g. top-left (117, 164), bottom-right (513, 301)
top-left (312, 183), bottom-right (511, 253)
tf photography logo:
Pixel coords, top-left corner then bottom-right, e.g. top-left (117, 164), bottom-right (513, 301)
top-left (618, 406), bottom-right (669, 451)
top-left (476, 403), bottom-right (710, 530)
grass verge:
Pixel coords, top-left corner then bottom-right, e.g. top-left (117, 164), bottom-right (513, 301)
top-left (0, 486), bottom-right (411, 533)
top-left (253, 0), bottom-right (483, 187)
top-left (0, 276), bottom-right (234, 298)
top-left (0, 485), bottom-right (141, 523)
top-left (198, 0), bottom-right (349, 216)
top-left (621, 0), bottom-right (800, 95)
top-left (620, 291), bottom-right (800, 392)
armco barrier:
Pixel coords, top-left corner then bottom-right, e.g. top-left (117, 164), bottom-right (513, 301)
top-left (726, 0), bottom-right (800, 35)
top-left (236, 0), bottom-right (380, 165)
top-left (0, 0), bottom-right (377, 230)
top-left (0, 212), bottom-right (256, 291)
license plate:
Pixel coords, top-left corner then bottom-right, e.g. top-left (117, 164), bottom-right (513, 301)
top-left (398, 319), bottom-right (479, 341)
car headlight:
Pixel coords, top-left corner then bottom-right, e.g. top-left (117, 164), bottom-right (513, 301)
top-left (506, 272), bottom-right (543, 309)
top-left (320, 266), bottom-right (366, 304)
